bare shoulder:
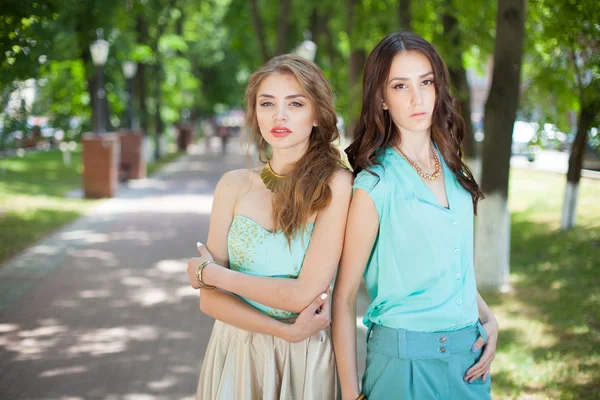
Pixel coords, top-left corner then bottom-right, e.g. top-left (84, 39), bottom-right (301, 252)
top-left (329, 167), bottom-right (354, 193)
top-left (217, 169), bottom-right (255, 196)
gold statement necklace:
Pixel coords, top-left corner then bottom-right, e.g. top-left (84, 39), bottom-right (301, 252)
top-left (260, 161), bottom-right (286, 192)
top-left (396, 142), bottom-right (441, 181)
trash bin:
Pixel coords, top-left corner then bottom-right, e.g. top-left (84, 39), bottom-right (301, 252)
top-left (118, 129), bottom-right (146, 181)
top-left (81, 132), bottom-right (120, 198)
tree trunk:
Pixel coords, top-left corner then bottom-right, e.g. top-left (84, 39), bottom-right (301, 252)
top-left (154, 61), bottom-right (164, 160)
top-left (137, 15), bottom-right (149, 134)
top-left (347, 0), bottom-right (366, 138)
top-left (249, 0), bottom-right (270, 63)
top-left (275, 0), bottom-right (291, 56)
top-left (323, 10), bottom-right (336, 68)
top-left (442, 6), bottom-right (476, 161)
top-left (310, 6), bottom-right (330, 67)
top-left (561, 103), bottom-right (596, 229)
top-left (398, 0), bottom-right (412, 32)
top-left (475, 0), bottom-right (527, 291)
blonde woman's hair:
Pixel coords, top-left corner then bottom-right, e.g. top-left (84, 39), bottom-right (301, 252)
top-left (244, 54), bottom-right (345, 244)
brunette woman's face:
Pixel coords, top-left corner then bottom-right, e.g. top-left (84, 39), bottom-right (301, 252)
top-left (383, 50), bottom-right (436, 136)
top-left (256, 72), bottom-right (317, 152)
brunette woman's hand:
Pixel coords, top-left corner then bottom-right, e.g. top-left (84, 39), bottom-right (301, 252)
top-left (187, 242), bottom-right (216, 289)
top-left (465, 318), bottom-right (499, 383)
top-left (285, 286), bottom-right (331, 343)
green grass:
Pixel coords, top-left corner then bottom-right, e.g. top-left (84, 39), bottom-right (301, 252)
top-left (0, 147), bottom-right (185, 264)
top-left (488, 169), bottom-right (600, 399)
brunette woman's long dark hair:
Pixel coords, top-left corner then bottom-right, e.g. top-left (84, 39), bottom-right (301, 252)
top-left (345, 32), bottom-right (484, 212)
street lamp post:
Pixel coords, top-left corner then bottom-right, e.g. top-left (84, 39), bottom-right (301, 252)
top-left (89, 28), bottom-right (110, 134)
top-left (122, 60), bottom-right (138, 130)
top-left (293, 31), bottom-right (317, 62)
top-left (82, 28), bottom-right (119, 198)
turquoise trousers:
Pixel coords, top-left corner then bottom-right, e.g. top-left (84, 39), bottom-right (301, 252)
top-left (362, 322), bottom-right (491, 400)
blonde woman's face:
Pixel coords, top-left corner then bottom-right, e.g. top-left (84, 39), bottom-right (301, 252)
top-left (255, 72), bottom-right (317, 152)
top-left (383, 51), bottom-right (436, 136)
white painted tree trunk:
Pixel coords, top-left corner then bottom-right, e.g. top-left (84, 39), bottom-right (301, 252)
top-left (143, 137), bottom-right (154, 163)
top-left (561, 181), bottom-right (579, 230)
top-left (465, 157), bottom-right (482, 184)
top-left (474, 191), bottom-right (511, 291)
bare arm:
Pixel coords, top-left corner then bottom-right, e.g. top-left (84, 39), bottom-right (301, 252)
top-left (201, 169), bottom-right (354, 313)
top-left (200, 288), bottom-right (294, 339)
top-left (194, 170), bottom-right (330, 342)
top-left (196, 171), bottom-right (294, 340)
top-left (332, 189), bottom-right (379, 399)
top-left (476, 292), bottom-right (497, 325)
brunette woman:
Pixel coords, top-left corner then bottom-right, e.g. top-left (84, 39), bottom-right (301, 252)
top-left (332, 32), bottom-right (498, 400)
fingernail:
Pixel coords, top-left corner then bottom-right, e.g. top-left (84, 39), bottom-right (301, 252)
top-left (197, 242), bottom-right (202, 247)
top-left (472, 345), bottom-right (479, 352)
top-left (320, 293), bottom-right (328, 300)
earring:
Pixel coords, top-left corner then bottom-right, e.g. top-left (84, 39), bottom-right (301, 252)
top-left (381, 99), bottom-right (388, 110)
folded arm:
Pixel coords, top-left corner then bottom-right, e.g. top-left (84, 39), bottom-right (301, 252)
top-left (201, 169), bottom-right (353, 313)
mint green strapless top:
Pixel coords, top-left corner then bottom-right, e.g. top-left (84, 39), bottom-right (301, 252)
top-left (227, 215), bottom-right (314, 319)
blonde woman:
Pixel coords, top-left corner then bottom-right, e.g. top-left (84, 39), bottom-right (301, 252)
top-left (187, 55), bottom-right (352, 399)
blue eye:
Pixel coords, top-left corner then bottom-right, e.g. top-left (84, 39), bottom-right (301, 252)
top-left (290, 102), bottom-right (303, 107)
top-left (260, 102), bottom-right (273, 107)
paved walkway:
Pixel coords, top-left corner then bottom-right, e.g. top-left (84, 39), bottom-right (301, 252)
top-left (0, 141), bottom-right (370, 399)
top-left (0, 142), bottom-right (252, 399)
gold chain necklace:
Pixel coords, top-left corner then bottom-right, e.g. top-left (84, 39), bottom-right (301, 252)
top-left (260, 161), bottom-right (286, 192)
top-left (395, 142), bottom-right (441, 181)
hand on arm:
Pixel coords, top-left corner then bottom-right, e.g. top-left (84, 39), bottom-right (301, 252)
top-left (199, 286), bottom-right (331, 342)
top-left (465, 292), bottom-right (499, 383)
top-left (199, 169), bottom-right (354, 313)
top-left (332, 189), bottom-right (379, 400)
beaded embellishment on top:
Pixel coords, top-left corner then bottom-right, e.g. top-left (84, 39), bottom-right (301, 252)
top-left (228, 216), bottom-right (269, 273)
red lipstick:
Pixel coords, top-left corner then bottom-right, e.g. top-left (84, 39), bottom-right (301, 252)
top-left (271, 126), bottom-right (292, 138)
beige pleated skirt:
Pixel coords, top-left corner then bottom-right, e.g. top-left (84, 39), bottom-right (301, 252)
top-left (197, 320), bottom-right (339, 400)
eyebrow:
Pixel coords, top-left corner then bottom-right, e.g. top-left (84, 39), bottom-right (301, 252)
top-left (388, 71), bottom-right (434, 83)
top-left (258, 94), bottom-right (307, 99)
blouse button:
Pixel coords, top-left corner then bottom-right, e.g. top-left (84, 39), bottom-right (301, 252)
top-left (453, 248), bottom-right (459, 254)
top-left (455, 272), bottom-right (461, 279)
top-left (451, 323), bottom-right (457, 328)
top-left (439, 346), bottom-right (447, 353)
top-left (452, 221), bottom-right (458, 227)
top-left (456, 298), bottom-right (463, 305)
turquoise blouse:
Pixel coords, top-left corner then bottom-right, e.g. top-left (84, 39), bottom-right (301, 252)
top-left (353, 146), bottom-right (479, 333)
top-left (227, 215), bottom-right (314, 319)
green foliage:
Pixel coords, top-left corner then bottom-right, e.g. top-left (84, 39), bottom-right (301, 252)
top-left (4, 0), bottom-right (597, 155)
top-left (522, 0), bottom-right (600, 132)
top-left (0, 0), bottom-right (63, 88)
top-left (33, 60), bottom-right (90, 138)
